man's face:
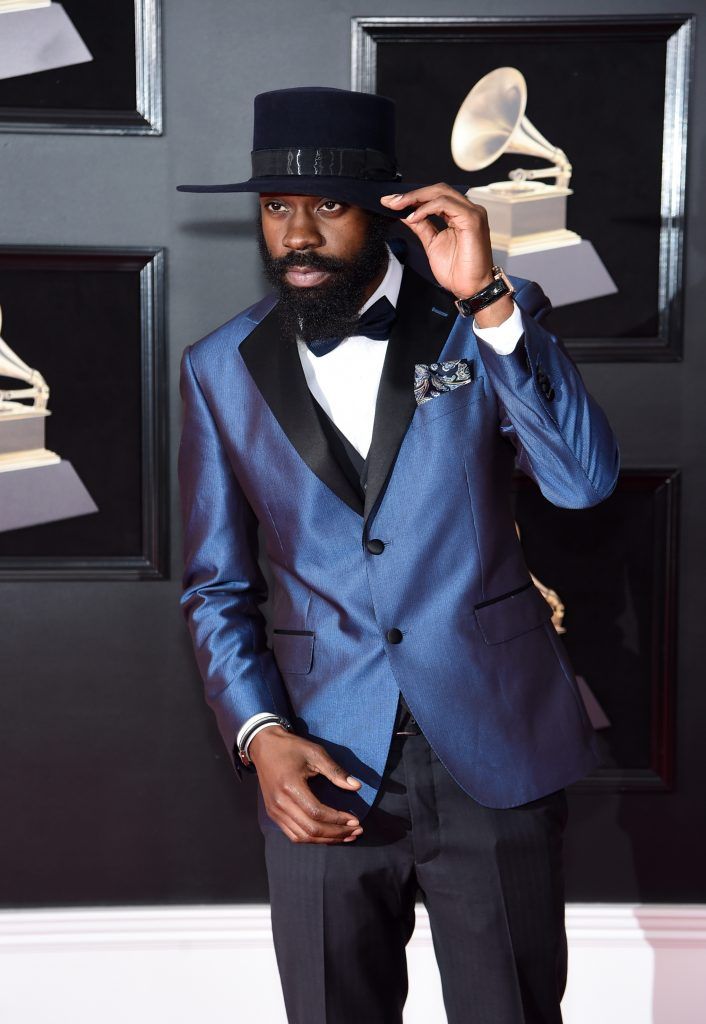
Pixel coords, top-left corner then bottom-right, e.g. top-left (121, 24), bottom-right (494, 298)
top-left (257, 193), bottom-right (389, 343)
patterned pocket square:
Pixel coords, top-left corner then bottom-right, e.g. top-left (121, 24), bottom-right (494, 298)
top-left (414, 358), bottom-right (474, 406)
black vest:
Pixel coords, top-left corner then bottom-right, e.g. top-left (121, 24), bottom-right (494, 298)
top-left (311, 398), bottom-right (368, 502)
top-left (310, 398), bottom-right (418, 733)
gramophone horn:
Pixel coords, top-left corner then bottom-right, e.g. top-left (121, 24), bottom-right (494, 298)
top-left (0, 306), bottom-right (35, 385)
top-left (451, 67), bottom-right (572, 188)
top-left (0, 304), bottom-right (50, 410)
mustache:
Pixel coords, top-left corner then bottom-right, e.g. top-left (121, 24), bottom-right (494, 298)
top-left (268, 251), bottom-right (348, 274)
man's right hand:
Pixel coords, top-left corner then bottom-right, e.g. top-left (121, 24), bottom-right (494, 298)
top-left (249, 725), bottom-right (364, 844)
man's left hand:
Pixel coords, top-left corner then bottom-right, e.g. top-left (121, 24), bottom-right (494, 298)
top-left (380, 184), bottom-right (514, 326)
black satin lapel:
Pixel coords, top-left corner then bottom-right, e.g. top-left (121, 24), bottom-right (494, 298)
top-left (364, 268), bottom-right (458, 522)
top-left (239, 302), bottom-right (364, 516)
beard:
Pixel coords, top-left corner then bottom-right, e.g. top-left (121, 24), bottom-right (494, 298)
top-left (257, 215), bottom-right (389, 344)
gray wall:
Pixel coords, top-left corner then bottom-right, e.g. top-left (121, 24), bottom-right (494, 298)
top-left (1, 0), bottom-right (705, 905)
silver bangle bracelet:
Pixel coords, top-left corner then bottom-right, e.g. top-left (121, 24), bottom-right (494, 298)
top-left (238, 715), bottom-right (291, 767)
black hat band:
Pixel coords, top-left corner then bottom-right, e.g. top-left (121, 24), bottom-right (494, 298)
top-left (251, 146), bottom-right (401, 182)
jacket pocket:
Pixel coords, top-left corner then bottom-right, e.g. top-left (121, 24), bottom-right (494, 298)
top-left (474, 580), bottom-right (552, 645)
top-left (413, 376), bottom-right (485, 425)
top-left (272, 630), bottom-right (314, 674)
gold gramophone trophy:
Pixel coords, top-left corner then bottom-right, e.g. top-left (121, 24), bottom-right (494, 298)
top-left (451, 67), bottom-right (617, 307)
top-left (0, 304), bottom-right (97, 533)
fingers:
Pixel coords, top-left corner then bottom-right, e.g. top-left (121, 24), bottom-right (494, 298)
top-left (381, 182), bottom-right (475, 211)
top-left (279, 821), bottom-right (301, 843)
top-left (398, 210), bottom-right (439, 250)
top-left (307, 749), bottom-right (362, 791)
top-left (405, 197), bottom-right (487, 233)
top-left (269, 784), bottom-right (364, 844)
top-left (283, 779), bottom-right (360, 828)
top-left (266, 754), bottom-right (365, 844)
top-left (274, 789), bottom-right (364, 844)
top-left (381, 186), bottom-right (488, 253)
top-left (281, 820), bottom-right (362, 845)
top-left (381, 186), bottom-right (487, 227)
top-left (255, 733), bottom-right (365, 844)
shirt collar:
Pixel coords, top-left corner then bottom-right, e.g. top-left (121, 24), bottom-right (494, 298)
top-left (358, 244), bottom-right (403, 315)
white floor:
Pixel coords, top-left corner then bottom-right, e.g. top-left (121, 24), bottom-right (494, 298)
top-left (0, 904), bottom-right (705, 1023)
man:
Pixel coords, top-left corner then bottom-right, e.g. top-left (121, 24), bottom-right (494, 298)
top-left (177, 87), bottom-right (619, 1024)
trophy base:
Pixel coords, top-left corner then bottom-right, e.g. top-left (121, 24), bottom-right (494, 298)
top-left (467, 181), bottom-right (574, 240)
top-left (0, 447), bottom-right (60, 473)
top-left (493, 239), bottom-right (618, 308)
top-left (490, 227), bottom-right (582, 257)
top-left (0, 3), bottom-right (93, 82)
top-left (0, 459), bottom-right (98, 533)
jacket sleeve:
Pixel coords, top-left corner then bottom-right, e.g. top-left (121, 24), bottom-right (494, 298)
top-left (475, 279), bottom-right (620, 508)
top-left (178, 345), bottom-right (290, 772)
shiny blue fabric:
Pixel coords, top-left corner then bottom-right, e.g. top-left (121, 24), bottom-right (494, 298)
top-left (178, 277), bottom-right (620, 824)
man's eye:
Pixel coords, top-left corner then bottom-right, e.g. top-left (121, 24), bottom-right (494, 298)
top-left (319, 201), bottom-right (341, 212)
top-left (266, 202), bottom-right (286, 212)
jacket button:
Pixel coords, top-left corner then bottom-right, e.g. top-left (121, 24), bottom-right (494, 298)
top-left (386, 628), bottom-right (403, 644)
top-left (366, 538), bottom-right (385, 554)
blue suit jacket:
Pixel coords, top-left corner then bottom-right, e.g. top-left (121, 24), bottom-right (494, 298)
top-left (178, 265), bottom-right (620, 825)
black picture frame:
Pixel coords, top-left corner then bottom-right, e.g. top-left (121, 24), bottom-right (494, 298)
top-left (0, 246), bottom-right (168, 580)
top-left (513, 469), bottom-right (679, 792)
top-left (352, 15), bottom-right (693, 362)
top-left (0, 0), bottom-right (162, 135)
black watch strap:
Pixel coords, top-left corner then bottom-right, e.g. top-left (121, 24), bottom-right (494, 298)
top-left (455, 266), bottom-right (513, 317)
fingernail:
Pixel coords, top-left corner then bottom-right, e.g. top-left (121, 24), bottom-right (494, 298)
top-left (382, 193), bottom-right (402, 202)
top-left (346, 775), bottom-right (360, 786)
top-left (405, 211), bottom-right (416, 220)
top-left (345, 818), bottom-right (359, 827)
top-left (344, 833), bottom-right (360, 842)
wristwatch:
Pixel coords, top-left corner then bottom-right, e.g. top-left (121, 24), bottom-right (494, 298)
top-left (455, 265), bottom-right (515, 317)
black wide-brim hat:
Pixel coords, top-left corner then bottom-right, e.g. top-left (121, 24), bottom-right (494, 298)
top-left (177, 86), bottom-right (467, 218)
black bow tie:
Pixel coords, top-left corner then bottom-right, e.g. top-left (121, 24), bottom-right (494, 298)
top-left (306, 296), bottom-right (396, 358)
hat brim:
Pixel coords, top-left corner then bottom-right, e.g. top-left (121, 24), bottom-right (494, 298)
top-left (176, 177), bottom-right (469, 219)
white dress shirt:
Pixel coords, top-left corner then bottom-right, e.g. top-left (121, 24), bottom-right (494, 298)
top-left (237, 247), bottom-right (524, 755)
top-left (296, 247), bottom-right (523, 457)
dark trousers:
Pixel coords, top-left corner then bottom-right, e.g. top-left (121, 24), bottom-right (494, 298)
top-left (264, 698), bottom-right (569, 1024)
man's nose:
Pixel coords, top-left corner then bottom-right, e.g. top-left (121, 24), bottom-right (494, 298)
top-left (282, 212), bottom-right (324, 253)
